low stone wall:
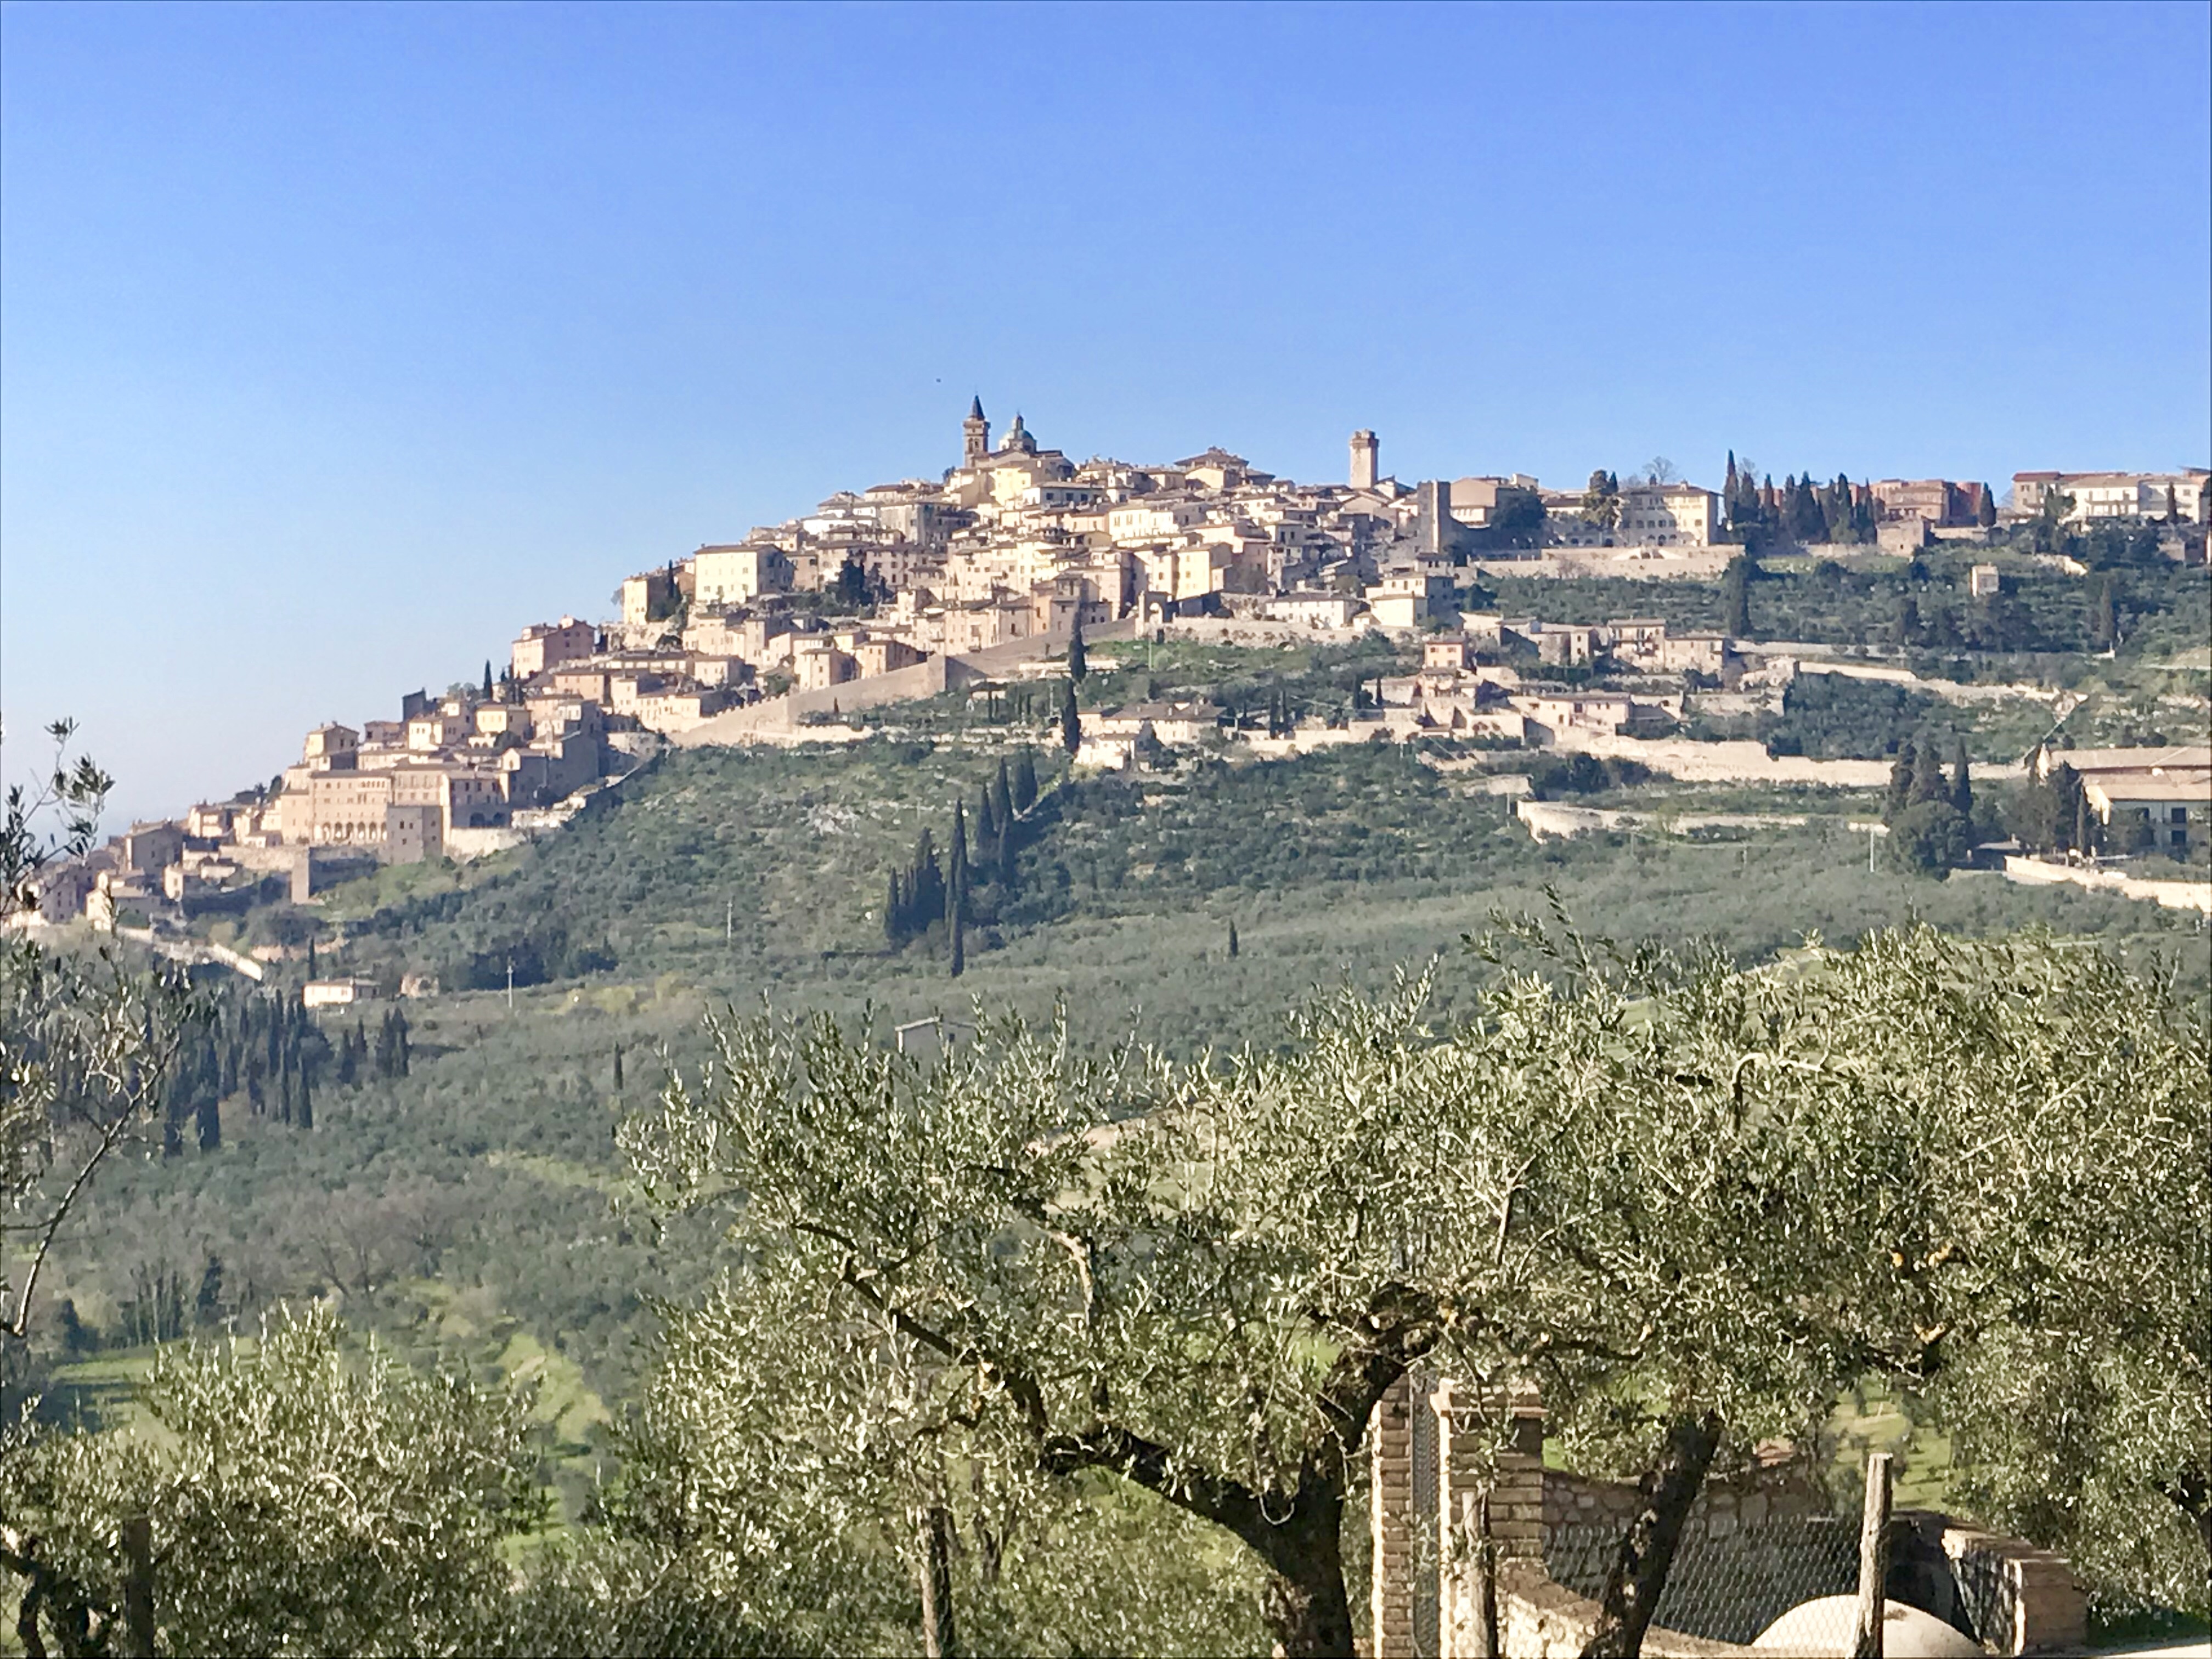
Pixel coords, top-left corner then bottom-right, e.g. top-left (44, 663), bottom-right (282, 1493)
top-left (2000, 854), bottom-right (2212, 915)
top-left (1491, 1565), bottom-right (1756, 1658)
top-left (443, 826), bottom-right (532, 862)
top-left (1543, 1462), bottom-right (1835, 1545)
top-left (1374, 1377), bottom-right (2088, 1658)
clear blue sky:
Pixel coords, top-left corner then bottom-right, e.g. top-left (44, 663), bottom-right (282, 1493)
top-left (4, 1), bottom-right (2207, 822)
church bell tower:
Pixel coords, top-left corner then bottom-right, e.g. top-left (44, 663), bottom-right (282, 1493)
top-left (963, 397), bottom-right (990, 467)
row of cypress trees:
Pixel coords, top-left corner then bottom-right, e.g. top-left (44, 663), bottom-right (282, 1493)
top-left (161, 993), bottom-right (411, 1154)
top-left (883, 752), bottom-right (1043, 975)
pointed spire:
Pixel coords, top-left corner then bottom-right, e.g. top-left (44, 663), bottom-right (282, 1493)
top-left (969, 394), bottom-right (985, 420)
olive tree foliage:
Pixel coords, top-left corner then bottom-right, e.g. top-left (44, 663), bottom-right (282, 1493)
top-left (2, 723), bottom-right (195, 1354)
top-left (620, 938), bottom-right (1941, 1658)
top-left (1456, 920), bottom-right (1942, 1656)
top-left (621, 987), bottom-right (1499, 1656)
top-left (0, 1305), bottom-right (547, 1658)
top-left (1812, 928), bottom-right (2211, 1616)
top-left (610, 1249), bottom-right (1267, 1656)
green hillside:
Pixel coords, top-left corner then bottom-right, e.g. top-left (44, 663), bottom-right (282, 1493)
top-left (37, 740), bottom-right (2205, 1417)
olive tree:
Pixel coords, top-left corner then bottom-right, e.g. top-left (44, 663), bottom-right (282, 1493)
top-left (621, 937), bottom-right (1937, 1657)
top-left (1814, 928), bottom-right (2211, 1616)
top-left (0, 1305), bottom-right (546, 1657)
top-left (3, 724), bottom-right (195, 1356)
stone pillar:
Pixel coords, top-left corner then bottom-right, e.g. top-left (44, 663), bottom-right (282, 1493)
top-left (1433, 1382), bottom-right (1548, 1659)
top-left (1371, 1373), bottom-right (1418, 1659)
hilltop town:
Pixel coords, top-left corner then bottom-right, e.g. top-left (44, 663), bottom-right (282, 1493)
top-left (24, 403), bottom-right (2210, 946)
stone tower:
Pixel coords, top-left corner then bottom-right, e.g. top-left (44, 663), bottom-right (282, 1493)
top-left (964, 397), bottom-right (990, 467)
top-left (1351, 429), bottom-right (1379, 490)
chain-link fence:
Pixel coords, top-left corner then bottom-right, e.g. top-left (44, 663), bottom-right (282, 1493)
top-left (1543, 1515), bottom-right (1861, 1646)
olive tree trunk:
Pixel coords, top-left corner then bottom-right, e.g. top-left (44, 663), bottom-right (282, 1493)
top-left (1254, 1484), bottom-right (1357, 1659)
top-left (1580, 1409), bottom-right (1723, 1658)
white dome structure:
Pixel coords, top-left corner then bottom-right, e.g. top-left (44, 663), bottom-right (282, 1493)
top-left (1753, 1595), bottom-right (1983, 1657)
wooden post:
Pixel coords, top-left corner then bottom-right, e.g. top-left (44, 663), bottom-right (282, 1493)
top-left (1469, 1489), bottom-right (1499, 1659)
top-left (120, 1515), bottom-right (154, 1658)
top-left (1852, 1453), bottom-right (1893, 1659)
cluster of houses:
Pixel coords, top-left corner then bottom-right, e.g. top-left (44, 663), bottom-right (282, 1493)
top-left (571, 410), bottom-right (2208, 733)
top-left (18, 407), bottom-right (2205, 931)
top-left (1071, 616), bottom-right (1724, 769)
top-left (31, 678), bottom-right (612, 929)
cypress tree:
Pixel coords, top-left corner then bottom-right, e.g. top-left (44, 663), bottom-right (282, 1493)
top-left (196, 1256), bottom-right (225, 1325)
top-left (992, 758), bottom-right (1014, 832)
top-left (885, 872), bottom-right (904, 944)
top-left (196, 1095), bottom-right (222, 1152)
top-left (1060, 680), bottom-right (1081, 757)
top-left (1227, 920), bottom-right (1239, 959)
top-left (947, 803), bottom-right (969, 929)
top-left (278, 1056), bottom-right (295, 1125)
top-left (2075, 791), bottom-right (2096, 858)
top-left (1721, 556), bottom-right (1753, 638)
top-left (997, 813), bottom-right (1017, 889)
top-left (1911, 736), bottom-right (1950, 804)
top-left (950, 909), bottom-right (966, 978)
top-left (297, 1064), bottom-right (313, 1131)
top-left (1887, 740), bottom-right (1917, 822)
top-left (394, 1009), bottom-right (410, 1077)
top-left (1950, 737), bottom-right (1974, 823)
top-left (1014, 749), bottom-right (1037, 811)
top-left (613, 1044), bottom-right (624, 1090)
top-left (2092, 581), bottom-right (2118, 650)
top-left (1068, 619), bottom-right (1087, 682)
top-left (977, 786), bottom-right (998, 864)
top-left (909, 830), bottom-right (943, 928)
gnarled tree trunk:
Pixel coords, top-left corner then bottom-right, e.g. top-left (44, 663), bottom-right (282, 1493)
top-left (1581, 1409), bottom-right (1723, 1658)
top-left (1255, 1484), bottom-right (1356, 1659)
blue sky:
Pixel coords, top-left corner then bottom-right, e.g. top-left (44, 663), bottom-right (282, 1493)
top-left (4, 1), bottom-right (2207, 821)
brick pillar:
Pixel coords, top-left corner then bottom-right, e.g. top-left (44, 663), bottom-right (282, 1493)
top-left (1494, 1383), bottom-right (1547, 1562)
top-left (1432, 1381), bottom-right (1549, 1659)
top-left (1371, 1373), bottom-right (1418, 1659)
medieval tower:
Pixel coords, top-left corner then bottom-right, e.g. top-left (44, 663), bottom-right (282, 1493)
top-left (963, 397), bottom-right (991, 467)
top-left (1350, 428), bottom-right (1379, 490)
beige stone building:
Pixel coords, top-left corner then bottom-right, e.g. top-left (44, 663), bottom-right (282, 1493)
top-left (2041, 744), bottom-right (2210, 856)
top-left (307, 772), bottom-right (395, 846)
top-left (1615, 482), bottom-right (1720, 546)
top-left (692, 545), bottom-right (794, 607)
top-left (620, 568), bottom-right (677, 625)
top-left (512, 617), bottom-right (598, 679)
top-left (2013, 470), bottom-right (2209, 524)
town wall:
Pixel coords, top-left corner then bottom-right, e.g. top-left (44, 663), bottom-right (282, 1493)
top-left (673, 619), bottom-right (1139, 747)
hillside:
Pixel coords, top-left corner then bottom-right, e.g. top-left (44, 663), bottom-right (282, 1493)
top-left (31, 725), bottom-right (2208, 1489)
